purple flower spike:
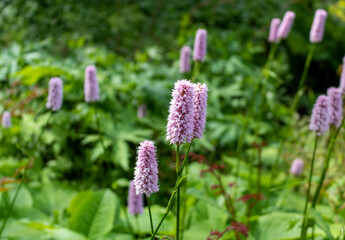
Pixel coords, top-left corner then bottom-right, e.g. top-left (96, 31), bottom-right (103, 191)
top-left (268, 18), bottom-right (281, 43)
top-left (180, 46), bottom-right (191, 73)
top-left (193, 29), bottom-right (207, 62)
top-left (309, 95), bottom-right (330, 135)
top-left (193, 83), bottom-right (208, 139)
top-left (277, 11), bottom-right (295, 40)
top-left (327, 87), bottom-right (342, 128)
top-left (290, 158), bottom-right (304, 176)
top-left (339, 57), bottom-right (345, 96)
top-left (134, 140), bottom-right (159, 197)
top-left (137, 103), bottom-right (147, 118)
top-left (128, 180), bottom-right (143, 216)
top-left (166, 80), bottom-right (195, 145)
top-left (84, 65), bottom-right (100, 102)
top-left (46, 77), bottom-right (63, 111)
top-left (2, 111), bottom-right (11, 128)
top-left (310, 9), bottom-right (327, 43)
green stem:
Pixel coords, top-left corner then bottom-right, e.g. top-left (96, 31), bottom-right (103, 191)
top-left (147, 196), bottom-right (154, 234)
top-left (179, 142), bottom-right (192, 240)
top-left (257, 147), bottom-right (262, 193)
top-left (291, 44), bottom-right (316, 112)
top-left (150, 143), bottom-right (192, 240)
top-left (311, 115), bottom-right (345, 208)
top-left (191, 61), bottom-right (200, 82)
top-left (135, 215), bottom-right (141, 240)
top-left (0, 161), bottom-right (29, 237)
top-left (150, 187), bottom-right (177, 240)
top-left (300, 135), bottom-right (319, 240)
top-left (176, 144), bottom-right (180, 240)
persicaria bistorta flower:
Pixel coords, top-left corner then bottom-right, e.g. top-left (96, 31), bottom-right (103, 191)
top-left (180, 46), bottom-right (191, 73)
top-left (327, 87), bottom-right (342, 127)
top-left (193, 83), bottom-right (208, 139)
top-left (128, 180), bottom-right (143, 215)
top-left (268, 18), bottom-right (281, 43)
top-left (193, 29), bottom-right (207, 62)
top-left (2, 111), bottom-right (11, 128)
top-left (310, 9), bottom-right (327, 43)
top-left (137, 103), bottom-right (147, 118)
top-left (84, 65), bottom-right (100, 102)
top-left (290, 158), bottom-right (304, 176)
top-left (339, 57), bottom-right (345, 96)
top-left (166, 80), bottom-right (195, 145)
top-left (134, 140), bottom-right (159, 197)
top-left (46, 77), bottom-right (63, 111)
top-left (309, 95), bottom-right (330, 135)
top-left (277, 11), bottom-right (295, 40)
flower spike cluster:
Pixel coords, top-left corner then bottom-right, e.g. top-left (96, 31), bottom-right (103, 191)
top-left (128, 180), bottom-right (144, 216)
top-left (193, 29), bottom-right (207, 62)
top-left (327, 87), bottom-right (342, 128)
top-left (268, 18), bottom-right (281, 43)
top-left (166, 80), bottom-right (195, 145)
top-left (2, 111), bottom-right (11, 128)
top-left (309, 95), bottom-right (330, 135)
top-left (310, 9), bottom-right (327, 43)
top-left (290, 158), bottom-right (304, 176)
top-left (46, 77), bottom-right (63, 111)
top-left (84, 65), bottom-right (100, 102)
top-left (193, 83), bottom-right (208, 139)
top-left (180, 46), bottom-right (191, 73)
top-left (134, 140), bottom-right (159, 197)
top-left (277, 11), bottom-right (295, 40)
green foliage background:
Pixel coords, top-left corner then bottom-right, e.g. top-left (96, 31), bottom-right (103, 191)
top-left (0, 0), bottom-right (345, 239)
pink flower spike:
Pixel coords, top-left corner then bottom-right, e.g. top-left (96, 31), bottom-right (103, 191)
top-left (84, 65), bottom-right (100, 102)
top-left (2, 111), bottom-right (11, 128)
top-left (268, 18), bottom-right (281, 43)
top-left (310, 9), bottom-right (327, 43)
top-left (290, 158), bottom-right (304, 176)
top-left (193, 83), bottom-right (208, 139)
top-left (309, 95), bottom-right (330, 135)
top-left (46, 77), bottom-right (63, 111)
top-left (193, 29), bottom-right (207, 62)
top-left (277, 11), bottom-right (295, 40)
top-left (166, 80), bottom-right (195, 145)
top-left (327, 87), bottom-right (342, 127)
top-left (134, 140), bottom-right (159, 197)
top-left (128, 180), bottom-right (143, 216)
top-left (180, 46), bottom-right (191, 73)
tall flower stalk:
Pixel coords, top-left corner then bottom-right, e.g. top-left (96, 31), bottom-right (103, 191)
top-left (300, 95), bottom-right (330, 240)
top-left (291, 9), bottom-right (327, 112)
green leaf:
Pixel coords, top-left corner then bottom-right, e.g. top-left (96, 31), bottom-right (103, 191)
top-left (309, 209), bottom-right (334, 240)
top-left (252, 212), bottom-right (302, 240)
top-left (68, 190), bottom-right (117, 240)
top-left (113, 140), bottom-right (129, 171)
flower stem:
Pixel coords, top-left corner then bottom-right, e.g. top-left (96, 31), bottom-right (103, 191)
top-left (192, 61), bottom-right (200, 82)
top-left (0, 161), bottom-right (29, 237)
top-left (300, 135), bottom-right (319, 240)
top-left (150, 143), bottom-right (191, 240)
top-left (147, 196), bottom-right (154, 234)
top-left (176, 144), bottom-right (180, 240)
top-left (311, 115), bottom-right (345, 208)
top-left (291, 44), bottom-right (316, 112)
top-left (135, 215), bottom-right (141, 240)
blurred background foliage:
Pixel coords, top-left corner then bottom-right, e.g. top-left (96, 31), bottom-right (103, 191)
top-left (0, 0), bottom-right (345, 239)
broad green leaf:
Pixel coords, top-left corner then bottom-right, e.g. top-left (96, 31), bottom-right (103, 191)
top-left (310, 209), bottom-right (334, 240)
top-left (68, 190), bottom-right (117, 240)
